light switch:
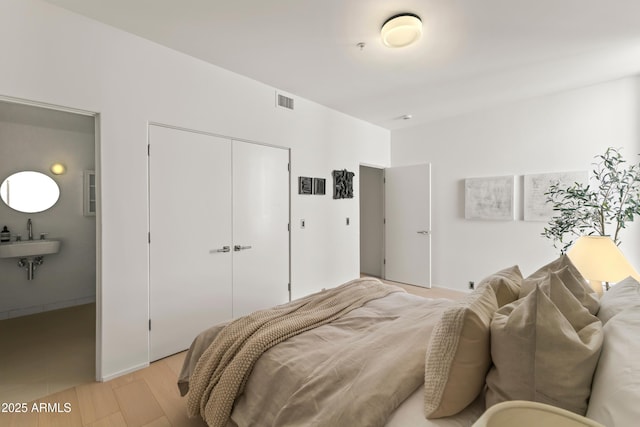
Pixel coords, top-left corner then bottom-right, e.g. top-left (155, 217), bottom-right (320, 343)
top-left (346, 217), bottom-right (350, 226)
top-left (301, 219), bottom-right (306, 229)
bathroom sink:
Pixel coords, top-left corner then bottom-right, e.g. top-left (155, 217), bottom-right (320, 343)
top-left (0, 239), bottom-right (61, 258)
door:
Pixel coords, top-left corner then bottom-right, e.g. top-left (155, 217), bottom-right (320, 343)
top-left (149, 125), bottom-right (233, 361)
top-left (384, 163), bottom-right (431, 287)
top-left (232, 141), bottom-right (290, 317)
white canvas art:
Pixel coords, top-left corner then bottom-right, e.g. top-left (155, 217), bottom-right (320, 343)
top-left (465, 176), bottom-right (515, 220)
top-left (524, 171), bottom-right (588, 221)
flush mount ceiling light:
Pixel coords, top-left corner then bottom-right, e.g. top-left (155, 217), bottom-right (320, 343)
top-left (381, 13), bottom-right (422, 48)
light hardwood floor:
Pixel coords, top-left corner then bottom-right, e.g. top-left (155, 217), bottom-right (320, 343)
top-left (1, 279), bottom-right (464, 427)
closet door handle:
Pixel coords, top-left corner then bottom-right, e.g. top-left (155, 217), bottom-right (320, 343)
top-left (210, 246), bottom-right (230, 253)
top-left (417, 230), bottom-right (430, 235)
top-left (234, 245), bottom-right (252, 251)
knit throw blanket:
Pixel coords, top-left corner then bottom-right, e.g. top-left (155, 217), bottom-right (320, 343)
top-left (186, 277), bottom-right (400, 427)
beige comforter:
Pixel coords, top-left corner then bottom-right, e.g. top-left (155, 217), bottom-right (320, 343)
top-left (180, 278), bottom-right (452, 427)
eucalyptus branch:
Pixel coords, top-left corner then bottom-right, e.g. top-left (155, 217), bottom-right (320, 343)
top-left (542, 147), bottom-right (640, 253)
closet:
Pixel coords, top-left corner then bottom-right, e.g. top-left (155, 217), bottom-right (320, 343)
top-left (148, 125), bottom-right (290, 361)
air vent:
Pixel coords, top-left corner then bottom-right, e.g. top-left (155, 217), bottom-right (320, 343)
top-left (277, 93), bottom-right (294, 110)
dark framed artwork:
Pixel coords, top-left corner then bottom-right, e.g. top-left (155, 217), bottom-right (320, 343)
top-left (332, 169), bottom-right (355, 199)
top-left (313, 178), bottom-right (326, 195)
top-left (298, 176), bottom-right (312, 194)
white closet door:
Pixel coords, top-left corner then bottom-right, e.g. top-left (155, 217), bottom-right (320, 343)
top-left (384, 163), bottom-right (432, 287)
top-left (232, 141), bottom-right (290, 317)
top-left (149, 125), bottom-right (233, 361)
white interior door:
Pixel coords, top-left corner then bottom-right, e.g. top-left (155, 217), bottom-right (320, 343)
top-left (149, 125), bottom-right (233, 361)
top-left (384, 163), bottom-right (431, 287)
top-left (232, 141), bottom-right (290, 317)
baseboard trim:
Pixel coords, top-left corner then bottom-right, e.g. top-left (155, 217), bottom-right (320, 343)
top-left (101, 361), bottom-right (150, 382)
top-left (0, 295), bottom-right (96, 319)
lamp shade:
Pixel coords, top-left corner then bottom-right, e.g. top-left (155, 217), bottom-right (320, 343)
top-left (567, 236), bottom-right (640, 283)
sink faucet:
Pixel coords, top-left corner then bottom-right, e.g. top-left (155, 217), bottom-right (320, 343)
top-left (27, 218), bottom-right (33, 240)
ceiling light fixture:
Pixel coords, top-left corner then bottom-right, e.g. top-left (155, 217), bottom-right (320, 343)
top-left (381, 13), bottom-right (422, 48)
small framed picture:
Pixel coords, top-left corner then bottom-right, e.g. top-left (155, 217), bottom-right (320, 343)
top-left (298, 176), bottom-right (312, 194)
top-left (313, 178), bottom-right (326, 195)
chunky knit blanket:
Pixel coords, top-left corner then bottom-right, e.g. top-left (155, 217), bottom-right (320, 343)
top-left (186, 277), bottom-right (401, 427)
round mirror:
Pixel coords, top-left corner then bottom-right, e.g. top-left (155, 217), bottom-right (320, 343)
top-left (0, 171), bottom-right (60, 213)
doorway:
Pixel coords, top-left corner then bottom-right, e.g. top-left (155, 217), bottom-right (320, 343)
top-left (0, 99), bottom-right (98, 402)
top-left (359, 165), bottom-right (384, 278)
top-left (359, 163), bottom-right (432, 287)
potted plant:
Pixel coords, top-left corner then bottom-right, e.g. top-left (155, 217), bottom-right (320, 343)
top-left (542, 147), bottom-right (640, 253)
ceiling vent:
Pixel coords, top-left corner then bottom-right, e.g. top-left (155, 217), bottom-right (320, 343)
top-left (276, 93), bottom-right (295, 110)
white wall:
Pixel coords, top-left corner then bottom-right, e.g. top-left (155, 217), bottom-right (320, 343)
top-left (0, 102), bottom-right (95, 318)
top-left (392, 77), bottom-right (640, 291)
top-left (0, 0), bottom-right (390, 379)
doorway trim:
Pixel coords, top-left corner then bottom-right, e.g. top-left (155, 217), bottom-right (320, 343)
top-left (0, 94), bottom-right (102, 380)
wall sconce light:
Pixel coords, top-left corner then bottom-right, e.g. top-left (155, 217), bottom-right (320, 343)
top-left (381, 13), bottom-right (423, 48)
top-left (50, 163), bottom-right (66, 175)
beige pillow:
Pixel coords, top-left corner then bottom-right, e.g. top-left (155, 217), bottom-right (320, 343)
top-left (424, 284), bottom-right (498, 418)
top-left (486, 279), bottom-right (603, 416)
top-left (519, 255), bottom-right (598, 315)
top-left (477, 265), bottom-right (522, 307)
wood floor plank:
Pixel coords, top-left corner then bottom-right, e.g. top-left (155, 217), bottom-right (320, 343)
top-left (141, 415), bottom-right (171, 427)
top-left (36, 388), bottom-right (83, 427)
top-left (0, 408), bottom-right (38, 427)
top-left (85, 412), bottom-right (127, 427)
top-left (138, 359), bottom-right (207, 427)
top-left (112, 379), bottom-right (164, 427)
top-left (107, 372), bottom-right (138, 390)
top-left (162, 352), bottom-right (186, 377)
top-left (75, 380), bottom-right (120, 425)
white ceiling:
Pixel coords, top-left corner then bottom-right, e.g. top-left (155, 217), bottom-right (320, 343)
top-left (45, 0), bottom-right (640, 130)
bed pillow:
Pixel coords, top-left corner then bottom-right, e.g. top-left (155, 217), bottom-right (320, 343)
top-left (486, 278), bottom-right (602, 416)
top-left (586, 308), bottom-right (640, 426)
top-left (597, 276), bottom-right (640, 324)
top-left (424, 284), bottom-right (498, 418)
top-left (476, 265), bottom-right (522, 307)
top-left (519, 255), bottom-right (599, 315)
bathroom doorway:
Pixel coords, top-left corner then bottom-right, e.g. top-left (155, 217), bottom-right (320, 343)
top-left (0, 99), bottom-right (98, 403)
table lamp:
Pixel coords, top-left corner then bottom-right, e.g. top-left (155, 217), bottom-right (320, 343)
top-left (567, 236), bottom-right (640, 296)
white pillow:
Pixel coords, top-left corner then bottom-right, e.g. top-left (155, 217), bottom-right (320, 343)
top-left (586, 308), bottom-right (640, 426)
top-left (597, 276), bottom-right (640, 324)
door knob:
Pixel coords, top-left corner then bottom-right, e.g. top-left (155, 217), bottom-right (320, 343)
top-left (210, 246), bottom-right (230, 253)
top-left (234, 245), bottom-right (252, 251)
top-left (417, 230), bottom-right (430, 235)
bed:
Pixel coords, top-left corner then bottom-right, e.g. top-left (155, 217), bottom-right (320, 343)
top-left (178, 256), bottom-right (640, 427)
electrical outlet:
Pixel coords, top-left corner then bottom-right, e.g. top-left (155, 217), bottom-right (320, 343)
top-left (468, 281), bottom-right (475, 290)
